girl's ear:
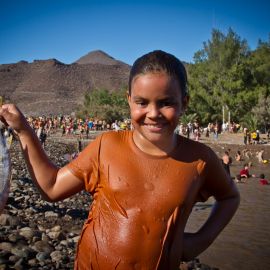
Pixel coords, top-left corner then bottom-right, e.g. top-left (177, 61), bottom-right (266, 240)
top-left (126, 91), bottom-right (131, 106)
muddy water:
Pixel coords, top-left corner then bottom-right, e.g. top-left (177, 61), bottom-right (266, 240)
top-left (186, 142), bottom-right (270, 270)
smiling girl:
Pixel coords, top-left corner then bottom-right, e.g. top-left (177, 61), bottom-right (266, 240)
top-left (0, 50), bottom-right (240, 270)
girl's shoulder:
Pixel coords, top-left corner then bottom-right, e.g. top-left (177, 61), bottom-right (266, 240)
top-left (100, 130), bottom-right (132, 141)
top-left (97, 130), bottom-right (132, 149)
top-left (174, 135), bottom-right (216, 163)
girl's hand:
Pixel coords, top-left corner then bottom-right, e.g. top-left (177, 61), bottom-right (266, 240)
top-left (0, 104), bottom-right (30, 136)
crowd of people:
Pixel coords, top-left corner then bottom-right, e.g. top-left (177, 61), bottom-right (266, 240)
top-left (19, 114), bottom-right (269, 148)
top-left (175, 120), bottom-right (270, 145)
top-left (219, 147), bottom-right (269, 186)
top-left (26, 115), bottom-right (131, 135)
top-left (23, 115), bottom-right (132, 147)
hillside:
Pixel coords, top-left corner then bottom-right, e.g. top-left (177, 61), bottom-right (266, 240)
top-left (0, 51), bottom-right (130, 116)
top-left (75, 50), bottom-right (128, 66)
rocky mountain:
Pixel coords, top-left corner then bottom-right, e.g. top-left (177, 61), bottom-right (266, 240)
top-left (0, 51), bottom-right (130, 116)
top-left (75, 50), bottom-right (128, 66)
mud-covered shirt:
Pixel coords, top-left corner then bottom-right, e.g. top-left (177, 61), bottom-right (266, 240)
top-left (66, 130), bottom-right (234, 270)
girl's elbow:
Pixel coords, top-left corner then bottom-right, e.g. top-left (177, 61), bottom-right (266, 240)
top-left (39, 189), bottom-right (60, 203)
top-left (42, 195), bottom-right (59, 203)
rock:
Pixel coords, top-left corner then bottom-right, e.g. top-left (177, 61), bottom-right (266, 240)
top-left (31, 240), bottom-right (54, 253)
top-left (36, 251), bottom-right (50, 262)
top-left (0, 242), bottom-right (13, 252)
top-left (51, 225), bottom-right (61, 232)
top-left (0, 214), bottom-right (19, 227)
top-left (41, 232), bottom-right (50, 242)
top-left (10, 245), bottom-right (34, 258)
top-left (0, 261), bottom-right (9, 269)
top-left (8, 255), bottom-right (20, 263)
top-left (50, 250), bottom-right (62, 262)
top-left (72, 235), bottom-right (80, 244)
top-left (44, 211), bottom-right (59, 218)
top-left (27, 258), bottom-right (38, 266)
top-left (8, 233), bottom-right (24, 243)
top-left (13, 258), bottom-right (24, 270)
top-left (19, 227), bottom-right (34, 240)
top-left (47, 231), bottom-right (65, 241)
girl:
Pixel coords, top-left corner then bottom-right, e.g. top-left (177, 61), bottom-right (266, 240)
top-left (0, 50), bottom-right (240, 270)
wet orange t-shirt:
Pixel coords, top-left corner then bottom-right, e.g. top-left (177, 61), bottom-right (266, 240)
top-left (66, 131), bottom-right (234, 270)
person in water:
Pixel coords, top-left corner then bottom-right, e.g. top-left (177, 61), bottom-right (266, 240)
top-left (0, 50), bottom-right (240, 270)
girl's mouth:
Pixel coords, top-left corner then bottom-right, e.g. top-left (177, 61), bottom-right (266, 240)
top-left (143, 123), bottom-right (165, 132)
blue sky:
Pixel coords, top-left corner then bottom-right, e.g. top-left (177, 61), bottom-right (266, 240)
top-left (0, 0), bottom-right (269, 65)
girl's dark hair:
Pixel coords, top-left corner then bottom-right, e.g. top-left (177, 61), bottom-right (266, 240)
top-left (128, 50), bottom-right (188, 100)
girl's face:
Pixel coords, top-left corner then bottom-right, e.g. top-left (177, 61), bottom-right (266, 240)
top-left (128, 72), bottom-right (186, 151)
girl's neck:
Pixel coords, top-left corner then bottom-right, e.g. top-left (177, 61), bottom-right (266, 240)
top-left (132, 131), bottom-right (178, 156)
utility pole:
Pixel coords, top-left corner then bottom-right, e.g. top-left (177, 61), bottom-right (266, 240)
top-left (222, 105), bottom-right (225, 126)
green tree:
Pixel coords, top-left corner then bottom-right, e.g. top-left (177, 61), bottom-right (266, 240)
top-left (180, 113), bottom-right (198, 125)
top-left (252, 94), bottom-right (270, 132)
top-left (77, 88), bottom-right (129, 122)
top-left (244, 37), bottom-right (270, 132)
top-left (248, 38), bottom-right (270, 90)
top-left (240, 113), bottom-right (258, 132)
top-left (187, 28), bottom-right (260, 125)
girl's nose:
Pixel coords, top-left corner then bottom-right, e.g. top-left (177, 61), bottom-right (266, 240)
top-left (147, 104), bottom-right (160, 119)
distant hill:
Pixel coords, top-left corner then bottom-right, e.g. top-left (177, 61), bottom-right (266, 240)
top-left (75, 50), bottom-right (129, 66)
top-left (0, 51), bottom-right (130, 116)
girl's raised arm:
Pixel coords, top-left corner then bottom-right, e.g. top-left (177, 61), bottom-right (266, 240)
top-left (0, 104), bottom-right (84, 202)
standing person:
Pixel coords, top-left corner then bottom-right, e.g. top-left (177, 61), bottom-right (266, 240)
top-left (0, 50), bottom-right (240, 270)
top-left (255, 130), bottom-right (260, 144)
top-left (247, 130), bottom-right (251, 145)
top-left (185, 125), bottom-right (190, 139)
top-left (251, 130), bottom-right (257, 144)
top-left (243, 127), bottom-right (248, 145)
top-left (77, 134), bottom-right (83, 153)
top-left (213, 124), bottom-right (219, 140)
top-left (221, 151), bottom-right (232, 178)
top-left (39, 127), bottom-right (47, 148)
top-left (235, 150), bottom-right (242, 162)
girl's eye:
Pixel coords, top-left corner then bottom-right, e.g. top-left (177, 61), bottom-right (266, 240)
top-left (159, 100), bottom-right (175, 107)
top-left (135, 100), bottom-right (147, 107)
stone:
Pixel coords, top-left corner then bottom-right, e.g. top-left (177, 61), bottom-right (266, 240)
top-left (44, 211), bottom-right (59, 218)
top-left (19, 227), bottom-right (34, 240)
top-left (27, 258), bottom-right (38, 266)
top-left (13, 258), bottom-right (24, 270)
top-left (51, 225), bottom-right (61, 232)
top-left (0, 242), bottom-right (13, 252)
top-left (31, 240), bottom-right (54, 253)
top-left (48, 231), bottom-right (66, 241)
top-left (36, 251), bottom-right (50, 262)
top-left (0, 214), bottom-right (19, 227)
top-left (50, 250), bottom-right (62, 262)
